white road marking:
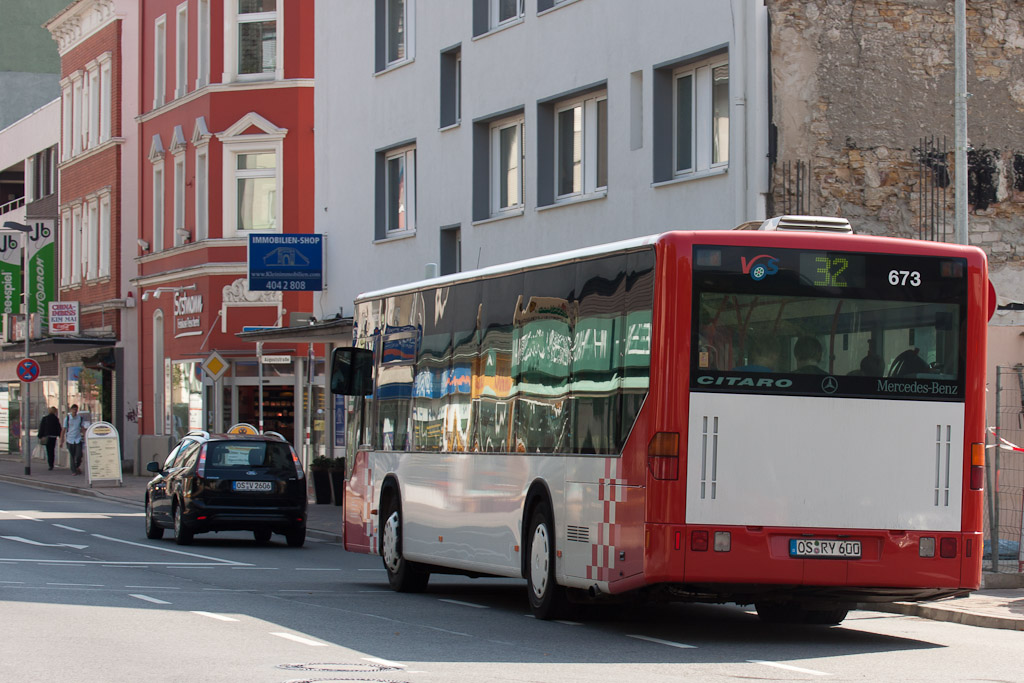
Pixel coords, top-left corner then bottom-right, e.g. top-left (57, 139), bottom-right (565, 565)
top-left (295, 567), bottom-right (341, 571)
top-left (627, 635), bottom-right (697, 649)
top-left (17, 514), bottom-right (41, 522)
top-left (364, 657), bottom-right (406, 669)
top-left (130, 594), bottom-right (172, 605)
top-left (748, 660), bottom-right (831, 676)
top-left (270, 632), bottom-right (327, 647)
top-left (202, 588), bottom-right (256, 592)
top-left (555, 620), bottom-right (582, 626)
top-left (52, 524), bottom-right (86, 533)
top-left (90, 534), bottom-right (250, 565)
top-left (2, 536), bottom-right (88, 550)
top-left (191, 611), bottom-right (239, 622)
top-left (46, 583), bottom-right (104, 587)
top-left (231, 567), bottom-right (278, 570)
top-left (125, 586), bottom-right (180, 590)
top-left (357, 568), bottom-right (386, 571)
top-left (0, 580), bottom-right (25, 584)
top-left (440, 598), bottom-right (489, 609)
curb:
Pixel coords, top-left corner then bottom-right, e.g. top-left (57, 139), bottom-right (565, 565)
top-left (0, 472), bottom-right (344, 544)
top-left (860, 601), bottom-right (1024, 631)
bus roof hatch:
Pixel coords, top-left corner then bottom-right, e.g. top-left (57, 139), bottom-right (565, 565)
top-left (740, 215), bottom-right (853, 233)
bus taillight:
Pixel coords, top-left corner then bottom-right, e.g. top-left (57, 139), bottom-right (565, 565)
top-left (648, 432), bottom-right (680, 480)
top-left (939, 537), bottom-right (957, 558)
top-left (970, 443), bottom-right (984, 490)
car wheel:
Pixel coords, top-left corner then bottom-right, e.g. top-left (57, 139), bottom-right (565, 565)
top-left (525, 499), bottom-right (568, 620)
top-left (173, 503), bottom-right (193, 546)
top-left (253, 529), bottom-right (272, 545)
top-left (380, 495), bottom-right (429, 592)
top-left (285, 525), bottom-right (306, 548)
top-left (145, 498), bottom-right (164, 540)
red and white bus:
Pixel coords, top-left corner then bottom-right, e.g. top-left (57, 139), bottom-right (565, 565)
top-left (331, 216), bottom-right (989, 624)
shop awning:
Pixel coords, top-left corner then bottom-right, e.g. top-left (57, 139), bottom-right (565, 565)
top-left (234, 316), bottom-right (353, 344)
top-left (1, 336), bottom-right (117, 355)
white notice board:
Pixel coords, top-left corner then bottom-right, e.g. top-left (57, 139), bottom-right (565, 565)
top-left (85, 421), bottom-right (123, 487)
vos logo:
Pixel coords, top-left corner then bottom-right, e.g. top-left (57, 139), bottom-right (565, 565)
top-left (740, 254), bottom-right (779, 281)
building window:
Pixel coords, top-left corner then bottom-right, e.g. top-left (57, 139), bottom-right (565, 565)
top-left (99, 57), bottom-right (112, 142)
top-left (31, 147), bottom-right (55, 201)
top-left (473, 0), bottom-right (523, 37)
top-left (174, 154), bottom-right (187, 245)
top-left (61, 83), bottom-right (72, 161)
top-left (99, 195), bottom-right (111, 277)
top-left (60, 209), bottom-right (71, 287)
top-left (386, 146), bottom-right (415, 234)
top-left (176, 3), bottom-right (188, 98)
top-left (153, 164), bottom-right (164, 252)
top-left (492, 116), bottom-right (524, 216)
top-left (154, 15), bottom-right (167, 109)
top-left (238, 0), bottom-right (277, 76)
top-left (86, 65), bottom-right (99, 149)
top-left (375, 0), bottom-right (414, 72)
top-left (195, 149), bottom-right (208, 240)
top-left (654, 54), bottom-right (729, 182)
top-left (555, 92), bottom-right (606, 199)
top-left (86, 199), bottom-right (99, 280)
top-left (440, 225), bottom-right (461, 276)
top-left (235, 152), bottom-right (277, 231)
top-left (72, 74), bottom-right (83, 155)
top-left (153, 311), bottom-right (165, 436)
top-left (440, 45), bottom-right (461, 128)
top-left (71, 205), bottom-right (82, 284)
top-left (196, 0), bottom-right (210, 88)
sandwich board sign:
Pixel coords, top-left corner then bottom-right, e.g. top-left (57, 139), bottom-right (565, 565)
top-left (85, 421), bottom-right (123, 487)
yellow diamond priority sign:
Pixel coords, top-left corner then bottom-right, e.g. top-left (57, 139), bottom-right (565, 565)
top-left (202, 350), bottom-right (229, 381)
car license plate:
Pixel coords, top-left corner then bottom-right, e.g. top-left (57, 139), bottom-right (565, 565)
top-left (233, 481), bottom-right (273, 492)
top-left (789, 539), bottom-right (861, 559)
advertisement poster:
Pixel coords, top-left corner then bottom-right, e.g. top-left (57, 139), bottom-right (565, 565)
top-left (0, 232), bottom-right (23, 319)
top-left (26, 219), bottom-right (55, 333)
top-left (85, 421), bottom-right (123, 486)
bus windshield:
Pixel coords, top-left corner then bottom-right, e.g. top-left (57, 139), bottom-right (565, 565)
top-left (690, 245), bottom-right (967, 401)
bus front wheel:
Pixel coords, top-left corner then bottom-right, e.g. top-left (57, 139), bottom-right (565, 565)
top-left (526, 500), bottom-right (568, 620)
top-left (381, 496), bottom-right (429, 593)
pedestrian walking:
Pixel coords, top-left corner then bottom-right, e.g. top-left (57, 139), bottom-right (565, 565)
top-left (60, 404), bottom-right (85, 475)
top-left (37, 407), bottom-right (62, 471)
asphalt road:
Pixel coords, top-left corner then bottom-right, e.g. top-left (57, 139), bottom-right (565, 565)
top-left (1, 481), bottom-right (1021, 683)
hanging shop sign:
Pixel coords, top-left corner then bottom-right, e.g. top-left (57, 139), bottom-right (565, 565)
top-left (0, 232), bottom-right (23, 318)
top-left (26, 219), bottom-right (55, 333)
top-left (49, 300), bottom-right (79, 334)
top-left (174, 290), bottom-right (204, 337)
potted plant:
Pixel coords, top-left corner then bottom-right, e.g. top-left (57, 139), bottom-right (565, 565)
top-left (329, 457), bottom-right (347, 506)
top-left (310, 456), bottom-right (333, 504)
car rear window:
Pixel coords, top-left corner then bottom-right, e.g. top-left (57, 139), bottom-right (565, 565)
top-left (206, 441), bottom-right (293, 470)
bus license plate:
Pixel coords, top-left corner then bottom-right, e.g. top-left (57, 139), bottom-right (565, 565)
top-left (233, 481), bottom-right (273, 492)
top-left (789, 539), bottom-right (861, 559)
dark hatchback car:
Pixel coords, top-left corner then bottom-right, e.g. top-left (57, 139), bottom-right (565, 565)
top-left (145, 432), bottom-right (307, 547)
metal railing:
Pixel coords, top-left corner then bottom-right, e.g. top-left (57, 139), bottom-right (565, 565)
top-left (987, 365), bottom-right (1024, 572)
top-left (0, 195), bottom-right (25, 216)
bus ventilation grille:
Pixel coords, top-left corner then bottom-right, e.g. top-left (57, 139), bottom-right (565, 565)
top-left (567, 525), bottom-right (590, 543)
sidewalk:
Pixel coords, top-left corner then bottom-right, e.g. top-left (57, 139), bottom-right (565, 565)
top-left (1, 455), bottom-right (1022, 630)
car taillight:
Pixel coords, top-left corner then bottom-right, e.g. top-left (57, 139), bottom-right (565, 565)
top-left (970, 442), bottom-right (984, 490)
top-left (648, 432), bottom-right (679, 480)
top-left (292, 449), bottom-right (304, 479)
top-left (196, 447), bottom-right (206, 478)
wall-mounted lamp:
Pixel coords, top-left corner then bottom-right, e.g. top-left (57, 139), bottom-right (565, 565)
top-left (175, 229), bottom-right (191, 244)
top-left (140, 284), bottom-right (197, 302)
top-left (137, 239), bottom-right (150, 251)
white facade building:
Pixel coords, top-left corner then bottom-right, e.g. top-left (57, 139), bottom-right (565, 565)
top-left (315, 0), bottom-right (770, 314)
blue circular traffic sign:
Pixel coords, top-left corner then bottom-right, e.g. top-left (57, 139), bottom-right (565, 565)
top-left (16, 358), bottom-right (40, 383)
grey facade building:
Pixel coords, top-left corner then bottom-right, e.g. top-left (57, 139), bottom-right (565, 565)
top-left (314, 0), bottom-right (770, 313)
top-left (0, 0), bottom-right (69, 130)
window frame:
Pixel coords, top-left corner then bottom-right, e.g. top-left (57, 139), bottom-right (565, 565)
top-left (226, 145), bottom-right (281, 236)
top-left (553, 91), bottom-right (607, 201)
top-left (154, 15), bottom-right (167, 109)
top-left (224, 0), bottom-right (283, 83)
top-left (175, 2), bottom-right (188, 99)
top-left (173, 151), bottom-right (187, 246)
top-left (490, 0), bottom-right (524, 29)
top-left (98, 194), bottom-right (111, 278)
top-left (490, 115), bottom-right (525, 217)
top-left (381, 0), bottom-right (414, 70)
top-left (195, 147), bottom-right (209, 241)
top-left (671, 57), bottom-right (729, 178)
top-left (384, 145), bottom-right (416, 235)
top-left (86, 198), bottom-right (99, 280)
top-left (196, 0), bottom-right (210, 88)
top-left (152, 163), bottom-right (165, 252)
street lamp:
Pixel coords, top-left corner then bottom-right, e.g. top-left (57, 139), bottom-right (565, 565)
top-left (3, 221), bottom-right (33, 475)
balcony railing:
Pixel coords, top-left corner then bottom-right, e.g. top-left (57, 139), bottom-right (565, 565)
top-left (0, 195), bottom-right (26, 216)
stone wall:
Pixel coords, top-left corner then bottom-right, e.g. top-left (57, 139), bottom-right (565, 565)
top-left (768, 0), bottom-right (1024, 303)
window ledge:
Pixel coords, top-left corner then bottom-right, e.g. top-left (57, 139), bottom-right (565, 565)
top-left (652, 166), bottom-right (728, 189)
top-left (439, 121), bottom-right (461, 133)
top-left (538, 0), bottom-right (584, 18)
top-left (374, 57), bottom-right (415, 77)
top-left (472, 17), bottom-right (524, 41)
top-left (374, 229), bottom-right (417, 244)
top-left (537, 190), bottom-right (607, 212)
top-left (472, 208), bottom-right (525, 227)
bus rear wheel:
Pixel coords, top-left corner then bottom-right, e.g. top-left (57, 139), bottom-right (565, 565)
top-left (526, 500), bottom-right (568, 620)
top-left (381, 496), bottom-right (429, 592)
top-left (755, 601), bottom-right (848, 625)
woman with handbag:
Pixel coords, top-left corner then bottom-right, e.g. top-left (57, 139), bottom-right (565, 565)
top-left (37, 407), bottom-right (61, 471)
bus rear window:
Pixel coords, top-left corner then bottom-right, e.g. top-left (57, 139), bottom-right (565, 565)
top-left (691, 246), bottom-right (966, 401)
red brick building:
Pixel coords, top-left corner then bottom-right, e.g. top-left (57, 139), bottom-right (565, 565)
top-left (136, 1), bottom-right (316, 453)
top-left (46, 0), bottom-right (140, 455)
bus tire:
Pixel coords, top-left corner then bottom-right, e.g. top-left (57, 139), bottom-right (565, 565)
top-left (525, 500), bottom-right (568, 620)
top-left (381, 495), bottom-right (429, 593)
top-left (801, 607), bottom-right (849, 625)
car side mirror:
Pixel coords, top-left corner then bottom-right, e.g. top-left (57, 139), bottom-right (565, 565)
top-left (147, 461), bottom-right (161, 474)
top-left (330, 347), bottom-right (374, 396)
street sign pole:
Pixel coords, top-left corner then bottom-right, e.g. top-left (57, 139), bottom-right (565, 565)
top-left (5, 222), bottom-right (32, 475)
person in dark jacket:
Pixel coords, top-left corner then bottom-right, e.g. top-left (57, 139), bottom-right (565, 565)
top-left (37, 407), bottom-right (62, 471)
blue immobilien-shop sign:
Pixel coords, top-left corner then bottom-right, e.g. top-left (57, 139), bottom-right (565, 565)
top-left (247, 234), bottom-right (324, 292)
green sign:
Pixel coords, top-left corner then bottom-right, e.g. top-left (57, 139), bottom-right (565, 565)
top-left (27, 220), bottom-right (56, 332)
top-left (0, 233), bottom-right (23, 319)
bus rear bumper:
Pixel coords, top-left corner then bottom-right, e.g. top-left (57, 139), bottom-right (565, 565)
top-left (640, 524), bottom-right (983, 602)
